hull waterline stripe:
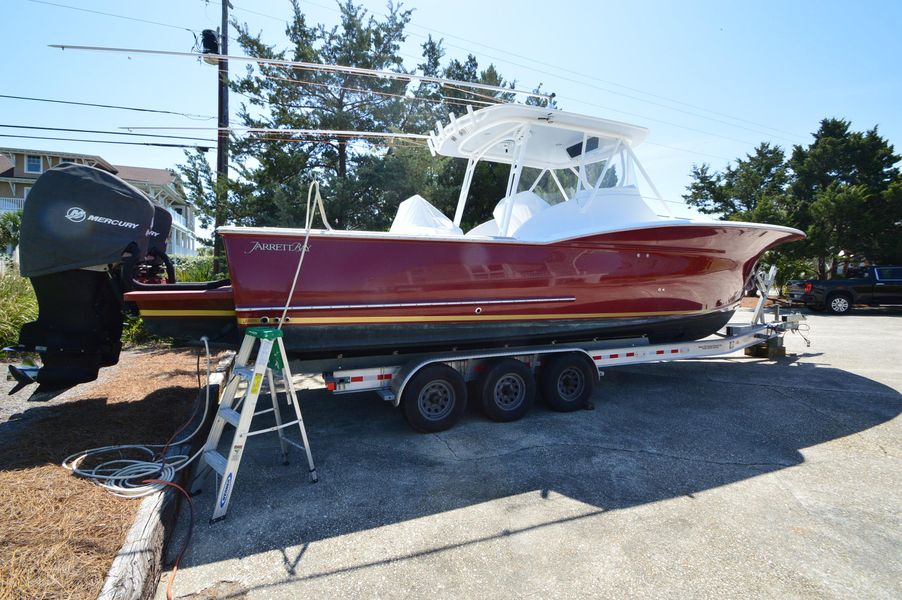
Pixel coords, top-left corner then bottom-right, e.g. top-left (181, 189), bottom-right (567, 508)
top-left (233, 296), bottom-right (577, 312)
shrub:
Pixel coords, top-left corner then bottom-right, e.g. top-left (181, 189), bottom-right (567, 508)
top-left (0, 263), bottom-right (37, 349)
top-left (169, 254), bottom-right (228, 282)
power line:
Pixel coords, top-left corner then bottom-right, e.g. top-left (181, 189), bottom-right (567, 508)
top-left (0, 124), bottom-right (215, 143)
top-left (0, 133), bottom-right (210, 149)
top-left (400, 31), bottom-right (807, 142)
top-left (26, 0), bottom-right (195, 33)
top-left (556, 93), bottom-right (761, 147)
top-left (0, 94), bottom-right (214, 120)
top-left (287, 0), bottom-right (805, 142)
top-left (643, 142), bottom-right (733, 163)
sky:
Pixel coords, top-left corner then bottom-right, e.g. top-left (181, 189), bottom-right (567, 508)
top-left (3, 0), bottom-right (901, 233)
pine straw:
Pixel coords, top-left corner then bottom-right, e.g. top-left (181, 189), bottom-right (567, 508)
top-left (0, 348), bottom-right (213, 600)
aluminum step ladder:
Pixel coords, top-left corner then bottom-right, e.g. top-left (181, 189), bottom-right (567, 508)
top-left (201, 327), bottom-right (317, 522)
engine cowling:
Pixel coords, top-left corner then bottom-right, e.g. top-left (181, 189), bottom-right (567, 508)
top-left (14, 163), bottom-right (169, 388)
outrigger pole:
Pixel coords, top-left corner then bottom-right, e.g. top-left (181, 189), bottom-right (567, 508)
top-left (117, 126), bottom-right (430, 139)
top-left (48, 45), bottom-right (555, 102)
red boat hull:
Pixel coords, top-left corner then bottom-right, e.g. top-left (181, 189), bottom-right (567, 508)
top-left (126, 223), bottom-right (802, 356)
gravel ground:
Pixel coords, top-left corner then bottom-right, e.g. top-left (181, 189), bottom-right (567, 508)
top-left (0, 347), bottom-right (205, 600)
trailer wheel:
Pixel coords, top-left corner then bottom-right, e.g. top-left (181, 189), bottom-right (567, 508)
top-left (826, 292), bottom-right (852, 315)
top-left (476, 358), bottom-right (535, 422)
top-left (540, 353), bottom-right (595, 412)
top-left (401, 364), bottom-right (467, 433)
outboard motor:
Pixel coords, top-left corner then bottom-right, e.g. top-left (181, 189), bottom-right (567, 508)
top-left (133, 206), bottom-right (176, 285)
top-left (9, 163), bottom-right (158, 391)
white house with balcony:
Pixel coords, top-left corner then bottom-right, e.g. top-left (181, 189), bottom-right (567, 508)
top-left (0, 148), bottom-right (196, 256)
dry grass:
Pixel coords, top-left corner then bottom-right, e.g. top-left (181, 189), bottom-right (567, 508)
top-left (0, 348), bottom-right (211, 600)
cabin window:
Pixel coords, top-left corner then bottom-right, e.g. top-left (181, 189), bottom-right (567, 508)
top-left (25, 155), bottom-right (42, 174)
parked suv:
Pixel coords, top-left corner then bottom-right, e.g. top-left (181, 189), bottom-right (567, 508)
top-left (787, 266), bottom-right (902, 314)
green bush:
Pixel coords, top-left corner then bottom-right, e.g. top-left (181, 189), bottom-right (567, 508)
top-left (0, 263), bottom-right (37, 349)
top-left (122, 315), bottom-right (164, 346)
top-left (170, 254), bottom-right (228, 282)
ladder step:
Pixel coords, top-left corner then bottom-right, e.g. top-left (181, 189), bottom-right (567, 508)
top-left (218, 406), bottom-right (241, 427)
top-left (203, 449), bottom-right (227, 476)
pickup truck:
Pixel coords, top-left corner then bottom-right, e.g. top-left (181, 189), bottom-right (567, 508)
top-left (787, 266), bottom-right (902, 314)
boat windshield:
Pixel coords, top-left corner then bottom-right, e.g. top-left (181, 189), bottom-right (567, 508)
top-left (518, 142), bottom-right (639, 207)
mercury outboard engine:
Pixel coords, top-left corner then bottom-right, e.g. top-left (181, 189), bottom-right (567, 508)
top-left (135, 206), bottom-right (176, 285)
top-left (8, 163), bottom-right (167, 391)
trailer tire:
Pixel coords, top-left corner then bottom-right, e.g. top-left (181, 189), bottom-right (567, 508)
top-left (401, 364), bottom-right (467, 433)
top-left (540, 353), bottom-right (596, 412)
top-left (476, 358), bottom-right (535, 422)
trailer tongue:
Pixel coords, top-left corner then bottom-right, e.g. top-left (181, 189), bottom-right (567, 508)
top-left (7, 163), bottom-right (171, 392)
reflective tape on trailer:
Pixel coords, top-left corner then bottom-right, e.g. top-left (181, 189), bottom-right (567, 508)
top-left (324, 368), bottom-right (398, 393)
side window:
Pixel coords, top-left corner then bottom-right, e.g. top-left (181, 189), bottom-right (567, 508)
top-left (25, 155), bottom-right (42, 174)
top-left (876, 267), bottom-right (902, 280)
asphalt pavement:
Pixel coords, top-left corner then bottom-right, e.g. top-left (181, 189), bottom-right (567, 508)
top-left (151, 308), bottom-right (902, 599)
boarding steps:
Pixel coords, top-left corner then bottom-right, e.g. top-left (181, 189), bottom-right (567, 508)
top-left (200, 327), bottom-right (317, 522)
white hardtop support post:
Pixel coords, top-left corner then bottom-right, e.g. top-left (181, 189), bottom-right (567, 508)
top-left (548, 169), bottom-right (570, 201)
top-left (576, 132), bottom-right (588, 195)
top-left (498, 125), bottom-right (531, 236)
top-left (592, 139), bottom-right (622, 194)
top-left (528, 169), bottom-right (548, 192)
top-left (581, 138), bottom-right (624, 211)
top-left (453, 158), bottom-right (477, 227)
top-left (624, 144), bottom-right (673, 217)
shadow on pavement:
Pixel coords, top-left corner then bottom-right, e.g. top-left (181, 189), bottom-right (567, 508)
top-left (177, 358), bottom-right (901, 575)
top-left (0, 386), bottom-right (198, 468)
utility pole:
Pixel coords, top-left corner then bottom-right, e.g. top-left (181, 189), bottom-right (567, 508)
top-left (214, 1), bottom-right (231, 274)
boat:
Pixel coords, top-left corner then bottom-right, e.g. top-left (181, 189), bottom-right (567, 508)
top-left (125, 104), bottom-right (804, 353)
top-left (12, 104), bottom-right (803, 388)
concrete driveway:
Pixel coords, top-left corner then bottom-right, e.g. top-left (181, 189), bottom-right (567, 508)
top-left (157, 308), bottom-right (902, 599)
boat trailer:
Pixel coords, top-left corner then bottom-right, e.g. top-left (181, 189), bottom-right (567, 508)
top-left (280, 266), bottom-right (808, 432)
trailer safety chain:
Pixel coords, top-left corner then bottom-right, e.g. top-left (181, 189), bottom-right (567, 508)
top-left (791, 322), bottom-right (812, 347)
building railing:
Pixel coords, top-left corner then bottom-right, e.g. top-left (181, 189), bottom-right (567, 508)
top-left (167, 207), bottom-right (188, 228)
top-left (0, 197), bottom-right (25, 212)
